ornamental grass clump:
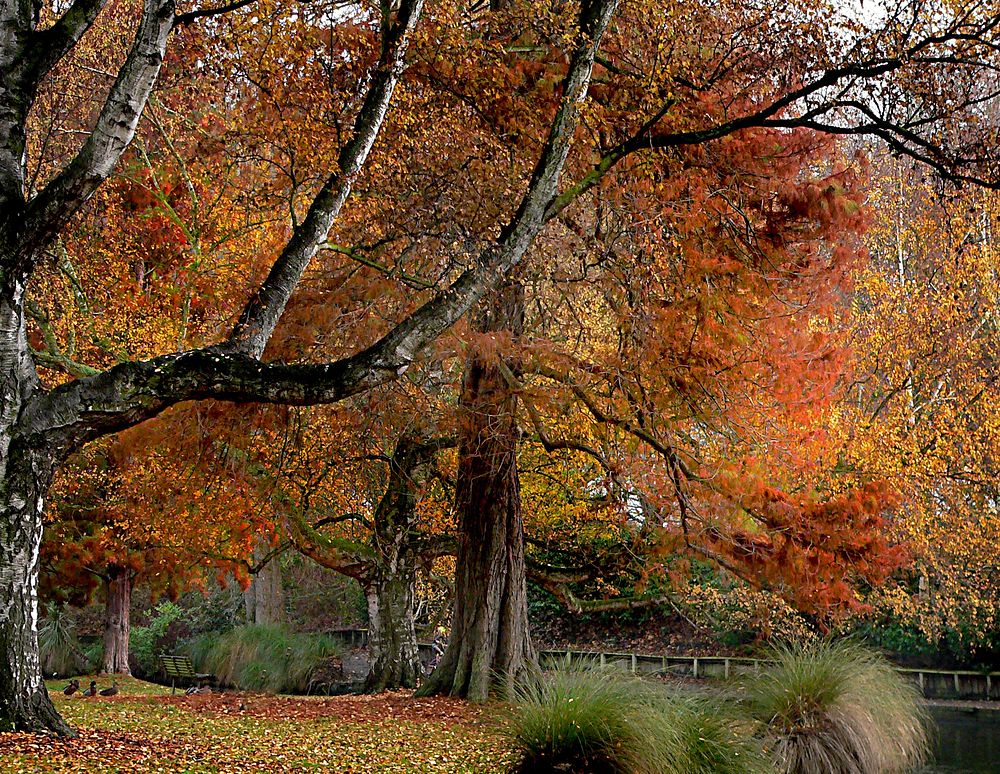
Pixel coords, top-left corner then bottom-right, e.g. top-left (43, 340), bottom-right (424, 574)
top-left (187, 625), bottom-right (339, 694)
top-left (504, 669), bottom-right (763, 774)
top-left (742, 640), bottom-right (929, 774)
top-left (655, 694), bottom-right (764, 774)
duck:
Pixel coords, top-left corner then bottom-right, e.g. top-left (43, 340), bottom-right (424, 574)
top-left (81, 680), bottom-right (97, 697)
top-left (62, 679), bottom-right (80, 696)
top-left (99, 681), bottom-right (119, 697)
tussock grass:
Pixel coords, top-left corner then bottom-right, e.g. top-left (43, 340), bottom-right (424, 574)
top-left (742, 640), bottom-right (929, 774)
top-left (186, 625), bottom-right (339, 694)
top-left (504, 670), bottom-right (763, 774)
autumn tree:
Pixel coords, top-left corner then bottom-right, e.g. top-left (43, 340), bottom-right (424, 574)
top-left (2, 0), bottom-right (1000, 733)
top-left (41, 412), bottom-right (259, 674)
top-left (842, 152), bottom-right (1000, 646)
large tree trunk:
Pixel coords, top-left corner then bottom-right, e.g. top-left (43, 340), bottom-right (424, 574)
top-left (0, 277), bottom-right (71, 733)
top-left (101, 567), bottom-right (133, 675)
top-left (419, 282), bottom-right (534, 701)
top-left (244, 540), bottom-right (284, 626)
top-left (364, 566), bottom-right (420, 692)
top-left (0, 443), bottom-right (71, 734)
top-left (363, 434), bottom-right (437, 692)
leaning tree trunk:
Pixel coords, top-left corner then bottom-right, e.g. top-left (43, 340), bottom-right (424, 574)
top-left (101, 567), bottom-right (133, 675)
top-left (419, 281), bottom-right (534, 701)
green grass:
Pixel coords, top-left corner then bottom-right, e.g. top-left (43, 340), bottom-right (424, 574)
top-left (741, 640), bottom-right (930, 774)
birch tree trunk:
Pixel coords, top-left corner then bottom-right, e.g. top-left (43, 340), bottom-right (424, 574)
top-left (0, 435), bottom-right (69, 733)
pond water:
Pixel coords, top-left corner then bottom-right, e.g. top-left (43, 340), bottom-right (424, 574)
top-left (922, 707), bottom-right (1000, 773)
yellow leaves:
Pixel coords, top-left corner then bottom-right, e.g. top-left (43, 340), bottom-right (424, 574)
top-left (843, 155), bottom-right (1000, 644)
top-left (4, 683), bottom-right (513, 773)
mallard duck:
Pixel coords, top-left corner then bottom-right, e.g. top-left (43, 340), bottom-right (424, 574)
top-left (82, 680), bottom-right (97, 697)
top-left (99, 681), bottom-right (119, 697)
top-left (62, 679), bottom-right (80, 695)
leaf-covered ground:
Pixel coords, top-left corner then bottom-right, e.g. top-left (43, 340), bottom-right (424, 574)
top-left (0, 677), bottom-right (514, 772)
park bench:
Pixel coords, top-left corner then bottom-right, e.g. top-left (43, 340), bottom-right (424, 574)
top-left (159, 654), bottom-right (215, 694)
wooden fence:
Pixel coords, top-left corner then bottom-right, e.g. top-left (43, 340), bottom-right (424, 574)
top-left (326, 629), bottom-right (999, 701)
top-left (538, 649), bottom-right (1000, 701)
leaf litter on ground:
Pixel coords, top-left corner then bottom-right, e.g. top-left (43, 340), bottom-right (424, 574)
top-left (0, 677), bottom-right (513, 772)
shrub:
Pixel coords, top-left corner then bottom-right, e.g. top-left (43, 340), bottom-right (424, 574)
top-left (742, 640), bottom-right (929, 774)
top-left (504, 669), bottom-right (763, 774)
top-left (130, 601), bottom-right (188, 677)
top-left (186, 624), bottom-right (339, 694)
top-left (38, 601), bottom-right (84, 677)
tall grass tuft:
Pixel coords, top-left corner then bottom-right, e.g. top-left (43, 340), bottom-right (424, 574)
top-left (38, 601), bottom-right (84, 677)
top-left (742, 640), bottom-right (929, 774)
top-left (186, 625), bottom-right (339, 694)
top-left (654, 693), bottom-right (764, 774)
top-left (504, 669), bottom-right (764, 774)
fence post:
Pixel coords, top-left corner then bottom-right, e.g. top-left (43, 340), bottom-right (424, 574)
top-left (693, 657), bottom-right (699, 679)
top-left (724, 658), bottom-right (730, 680)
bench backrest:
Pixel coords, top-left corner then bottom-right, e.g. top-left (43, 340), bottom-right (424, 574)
top-left (160, 655), bottom-right (197, 678)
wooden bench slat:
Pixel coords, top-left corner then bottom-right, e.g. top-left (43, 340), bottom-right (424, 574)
top-left (159, 655), bottom-right (215, 693)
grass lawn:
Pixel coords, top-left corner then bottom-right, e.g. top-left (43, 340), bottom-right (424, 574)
top-left (0, 677), bottom-right (514, 772)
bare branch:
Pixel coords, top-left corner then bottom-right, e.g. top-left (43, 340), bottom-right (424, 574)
top-left (172, 0), bottom-right (256, 27)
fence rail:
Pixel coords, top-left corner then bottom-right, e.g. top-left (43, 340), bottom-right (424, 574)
top-left (538, 649), bottom-right (1000, 701)
top-left (326, 629), bottom-right (999, 701)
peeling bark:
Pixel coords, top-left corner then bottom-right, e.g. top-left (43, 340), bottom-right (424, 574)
top-left (0, 441), bottom-right (70, 734)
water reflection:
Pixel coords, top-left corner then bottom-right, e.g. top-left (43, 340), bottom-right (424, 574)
top-left (921, 706), bottom-right (1000, 773)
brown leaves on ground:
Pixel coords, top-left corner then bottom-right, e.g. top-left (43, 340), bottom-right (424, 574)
top-left (0, 728), bottom-right (216, 772)
top-left (154, 689), bottom-right (487, 726)
top-left (0, 687), bottom-right (512, 772)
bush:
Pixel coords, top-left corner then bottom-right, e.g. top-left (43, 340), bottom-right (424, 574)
top-left (185, 625), bottom-right (340, 694)
top-left (130, 601), bottom-right (188, 677)
top-left (38, 601), bottom-right (84, 677)
top-left (504, 669), bottom-right (763, 774)
top-left (742, 640), bottom-right (929, 774)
